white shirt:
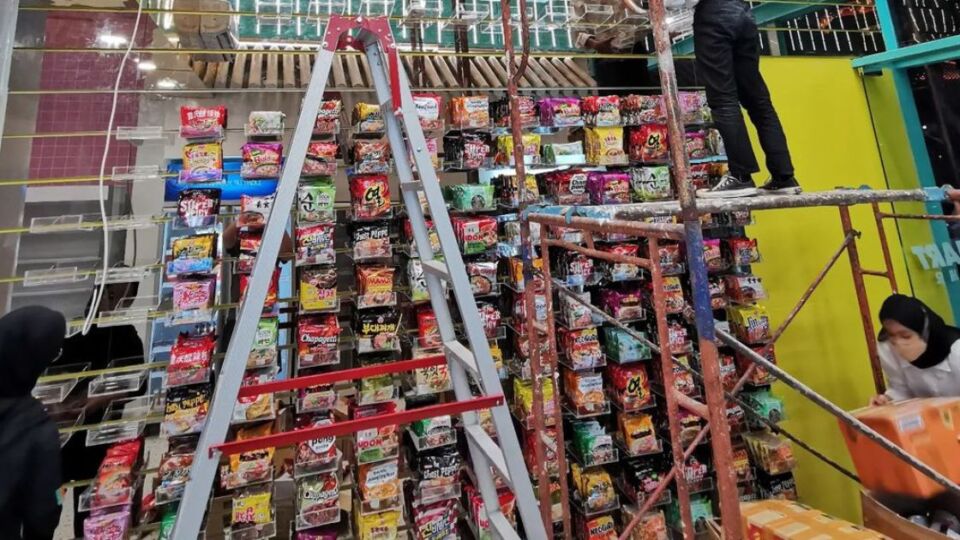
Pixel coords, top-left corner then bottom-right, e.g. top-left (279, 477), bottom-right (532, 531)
top-left (880, 340), bottom-right (960, 401)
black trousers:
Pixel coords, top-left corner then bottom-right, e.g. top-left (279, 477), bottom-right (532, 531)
top-left (693, 0), bottom-right (794, 178)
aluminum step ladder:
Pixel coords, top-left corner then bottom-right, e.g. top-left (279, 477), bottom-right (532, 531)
top-left (173, 16), bottom-right (548, 540)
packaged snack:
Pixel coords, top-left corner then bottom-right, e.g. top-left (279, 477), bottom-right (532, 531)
top-left (296, 223), bottom-right (336, 266)
top-left (239, 194), bottom-right (274, 228)
top-left (413, 500), bottom-right (458, 540)
top-left (179, 105), bottom-right (227, 138)
top-left (571, 463), bottom-right (616, 512)
top-left (512, 292), bottom-right (548, 324)
top-left (167, 233), bottom-right (215, 275)
top-left (479, 302), bottom-right (502, 339)
top-left (413, 362), bottom-right (450, 395)
top-left (234, 370), bottom-right (276, 423)
top-left (562, 290), bottom-right (594, 329)
top-left (724, 274), bottom-right (766, 304)
top-left (298, 472), bottom-right (340, 525)
top-left (84, 511), bottom-right (131, 540)
top-left (443, 131), bottom-right (491, 169)
top-left (247, 317), bottom-right (278, 369)
top-left (706, 127), bottom-right (725, 156)
top-left (417, 308), bottom-right (441, 349)
top-left (539, 97), bottom-right (582, 127)
top-left (352, 139), bottom-right (391, 174)
top-left (358, 372), bottom-right (396, 404)
top-left (630, 124), bottom-right (669, 162)
top-left (297, 182), bottom-right (336, 223)
top-left (403, 218), bottom-right (441, 257)
top-left (603, 326), bottom-right (650, 363)
top-left (656, 243), bottom-right (684, 275)
top-left (356, 265), bottom-right (395, 297)
top-left (620, 412), bottom-right (658, 455)
top-left (584, 514), bottom-right (617, 540)
top-left (357, 509), bottom-right (400, 540)
top-left (720, 353), bottom-right (738, 391)
top-left (358, 458), bottom-right (400, 501)
top-left (743, 431), bottom-right (796, 475)
top-left (172, 278), bottom-right (214, 313)
top-left (608, 363), bottom-right (653, 410)
top-left (298, 315), bottom-right (341, 367)
top-left (167, 333), bottom-right (215, 386)
top-left (236, 229), bottom-right (262, 274)
top-left (246, 111), bottom-right (285, 136)
top-left (356, 309), bottom-right (400, 352)
top-left (564, 370), bottom-right (606, 413)
top-left (349, 174), bottom-right (391, 219)
top-left (728, 304), bottom-right (770, 344)
top-left (407, 259), bottom-right (428, 302)
top-left (662, 276), bottom-right (686, 314)
top-left (416, 444), bottom-right (460, 488)
top-left (452, 216), bottom-right (498, 255)
top-left (562, 327), bottom-right (604, 370)
top-left (450, 95), bottom-right (490, 128)
top-left (413, 93), bottom-right (444, 130)
top-left (162, 383), bottom-right (211, 436)
top-left (543, 141), bottom-right (585, 165)
top-left (630, 166), bottom-right (671, 201)
top-left (622, 94), bottom-right (664, 125)
top-left (499, 173), bottom-right (540, 208)
top-left (181, 142), bottom-right (223, 182)
top-left (314, 99), bottom-right (342, 135)
top-left (582, 95), bottom-right (621, 127)
top-left (410, 414), bottom-right (453, 447)
top-left (514, 377), bottom-right (556, 422)
top-left (599, 286), bottom-right (644, 320)
top-left (547, 169), bottom-right (590, 205)
top-left (688, 162), bottom-right (714, 191)
top-left (726, 237), bottom-right (760, 266)
top-left (491, 95), bottom-right (538, 127)
top-left (466, 261), bottom-right (497, 296)
top-left (157, 448), bottom-right (193, 500)
top-left (598, 243), bottom-right (640, 281)
top-left (572, 420), bottom-right (615, 465)
top-left (685, 130), bottom-right (708, 159)
top-left (668, 324), bottom-right (692, 356)
top-left (298, 384), bottom-right (337, 413)
top-left (177, 188), bottom-right (221, 225)
top-left (303, 141), bottom-right (339, 177)
top-left (295, 414), bottom-right (338, 472)
top-left (678, 91), bottom-right (707, 124)
top-left (586, 171), bottom-right (631, 205)
top-left (703, 238), bottom-right (725, 273)
top-left (585, 126), bottom-right (628, 166)
top-left (241, 142), bottom-right (282, 179)
top-left (524, 428), bottom-right (560, 477)
top-left (736, 345), bottom-right (776, 387)
top-left (353, 102), bottom-right (384, 133)
top-left (352, 223), bottom-right (391, 259)
top-left (232, 490), bottom-right (272, 525)
top-left (496, 133), bottom-right (541, 166)
top-left (225, 423), bottom-right (275, 487)
top-left (448, 183), bottom-right (495, 211)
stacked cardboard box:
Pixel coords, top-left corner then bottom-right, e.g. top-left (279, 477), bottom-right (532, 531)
top-left (739, 499), bottom-right (890, 539)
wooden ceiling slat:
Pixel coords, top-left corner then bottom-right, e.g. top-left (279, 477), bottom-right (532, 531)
top-left (230, 53), bottom-right (247, 88)
top-left (421, 57), bottom-right (442, 88)
top-left (526, 58), bottom-right (557, 88)
top-left (282, 50), bottom-right (297, 88)
top-left (432, 57), bottom-right (459, 88)
top-left (202, 62), bottom-right (218, 86)
top-left (248, 51), bottom-right (263, 88)
top-left (562, 58), bottom-right (595, 87)
top-left (331, 56), bottom-right (347, 88)
top-left (516, 59), bottom-right (546, 88)
top-left (358, 54), bottom-right (373, 88)
top-left (298, 53), bottom-right (312, 87)
top-left (466, 59), bottom-right (491, 88)
top-left (214, 61), bottom-right (230, 88)
top-left (345, 55), bottom-right (364, 87)
top-left (472, 57), bottom-right (503, 87)
top-left (540, 57), bottom-right (575, 87)
top-left (265, 49), bottom-right (279, 88)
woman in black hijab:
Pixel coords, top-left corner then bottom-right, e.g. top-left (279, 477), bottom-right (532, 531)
top-left (871, 294), bottom-right (960, 405)
top-left (0, 306), bottom-right (66, 540)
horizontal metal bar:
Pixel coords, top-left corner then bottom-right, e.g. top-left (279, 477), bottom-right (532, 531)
top-left (6, 86), bottom-right (676, 97)
top-left (537, 188), bottom-right (952, 220)
top-left (39, 360), bottom-right (165, 383)
top-left (860, 269), bottom-right (889, 277)
top-left (528, 212), bottom-right (685, 240)
top-left (852, 33), bottom-right (960, 73)
top-left (211, 395), bottom-right (504, 456)
top-left (877, 212), bottom-right (960, 222)
top-left (237, 355), bottom-right (446, 397)
top-left (544, 238), bottom-right (652, 269)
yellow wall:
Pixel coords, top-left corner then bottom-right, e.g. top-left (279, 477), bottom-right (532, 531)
top-left (746, 57), bottom-right (913, 522)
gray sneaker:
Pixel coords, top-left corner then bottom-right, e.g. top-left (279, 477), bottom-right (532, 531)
top-left (697, 175), bottom-right (758, 198)
top-left (759, 176), bottom-right (802, 195)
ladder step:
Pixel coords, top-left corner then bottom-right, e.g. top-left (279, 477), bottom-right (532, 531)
top-left (399, 180), bottom-right (422, 192)
top-left (444, 340), bottom-right (479, 378)
top-left (464, 424), bottom-right (512, 487)
top-left (489, 510), bottom-right (523, 540)
top-left (421, 259), bottom-right (450, 279)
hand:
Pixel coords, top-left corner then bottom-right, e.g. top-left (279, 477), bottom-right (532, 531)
top-left (870, 394), bottom-right (892, 406)
top-left (585, 36), bottom-right (616, 54)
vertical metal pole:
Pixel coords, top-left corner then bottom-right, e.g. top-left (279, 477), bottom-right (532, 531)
top-left (0, 0), bottom-right (18, 157)
top-left (171, 32), bottom-right (339, 539)
top-left (839, 205), bottom-right (886, 394)
top-left (649, 238), bottom-right (695, 539)
top-left (871, 202), bottom-right (900, 293)
top-left (647, 0), bottom-right (741, 534)
top-left (0, 0), bottom-right (20, 314)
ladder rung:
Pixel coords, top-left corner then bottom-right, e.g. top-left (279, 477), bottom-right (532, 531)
top-left (421, 259), bottom-right (450, 279)
top-left (488, 510), bottom-right (523, 540)
top-left (444, 340), bottom-right (479, 378)
top-left (465, 424), bottom-right (512, 486)
top-left (399, 180), bottom-right (422, 192)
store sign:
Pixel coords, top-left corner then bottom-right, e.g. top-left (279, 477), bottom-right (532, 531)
top-left (910, 241), bottom-right (960, 284)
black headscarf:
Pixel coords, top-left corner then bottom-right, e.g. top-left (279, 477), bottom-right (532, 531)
top-left (0, 306), bottom-right (66, 397)
top-left (879, 294), bottom-right (960, 369)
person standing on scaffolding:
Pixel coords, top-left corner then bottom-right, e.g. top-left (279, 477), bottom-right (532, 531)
top-left (688, 0), bottom-right (803, 198)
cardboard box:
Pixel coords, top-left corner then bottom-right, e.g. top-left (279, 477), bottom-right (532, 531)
top-left (861, 490), bottom-right (953, 540)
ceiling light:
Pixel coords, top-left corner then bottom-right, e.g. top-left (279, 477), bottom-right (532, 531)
top-left (136, 60), bottom-right (157, 71)
top-left (98, 34), bottom-right (128, 47)
top-left (156, 77), bottom-right (179, 89)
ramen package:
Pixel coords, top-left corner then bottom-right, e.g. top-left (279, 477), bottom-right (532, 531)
top-left (443, 132), bottom-right (490, 169)
top-left (353, 102), bottom-right (384, 133)
top-left (295, 414), bottom-right (338, 471)
top-left (413, 500), bottom-right (458, 540)
top-left (571, 464), bottom-right (616, 513)
top-left (407, 259), bottom-right (428, 302)
top-left (491, 95), bottom-right (538, 127)
top-left (181, 142), bottom-right (223, 182)
top-left (416, 444), bottom-right (460, 488)
top-left (172, 278), bottom-right (215, 313)
top-left (548, 169), bottom-right (590, 205)
top-left (352, 223), bottom-right (391, 259)
top-left (300, 266), bottom-right (338, 312)
top-left (232, 490), bottom-right (272, 526)
top-left (224, 423), bottom-right (275, 488)
top-left (587, 171), bottom-right (631, 205)
top-left (564, 370), bottom-right (606, 412)
top-left (168, 233), bottom-right (216, 276)
top-left (495, 133), bottom-right (541, 166)
top-left (726, 237), bottom-right (761, 266)
top-left (177, 188), bottom-right (221, 226)
top-left (298, 471), bottom-right (340, 525)
top-left (84, 511), bottom-right (131, 540)
top-left (478, 302), bottom-right (502, 339)
top-left (599, 286), bottom-right (643, 320)
top-left (413, 363), bottom-right (450, 395)
top-left (248, 317), bottom-right (278, 369)
top-left (662, 276), bottom-right (686, 314)
top-left (298, 382), bottom-right (337, 414)
top-left (349, 174), bottom-right (391, 219)
top-left (562, 327), bottom-right (604, 370)
top-left (539, 96), bottom-right (582, 127)
top-left (239, 194), bottom-right (274, 228)
top-left (163, 383), bottom-right (211, 436)
top-left (685, 130), bottom-right (708, 159)
top-left (298, 315), bottom-right (341, 367)
top-left (669, 324), bottom-right (692, 355)
top-left (725, 274), bottom-right (766, 304)
top-left (703, 238), bottom-right (725, 273)
top-left (357, 510), bottom-right (400, 540)
top-left (358, 458), bottom-right (400, 501)
top-left (352, 139), bottom-right (390, 174)
top-left (608, 363), bottom-right (652, 410)
top-left (237, 230), bottom-right (262, 273)
top-left (296, 223), bottom-right (336, 266)
top-left (599, 243), bottom-right (640, 281)
top-left (356, 266), bottom-right (395, 307)
top-left (417, 308), bottom-right (441, 349)
top-left (630, 124), bottom-right (669, 162)
top-left (560, 250), bottom-right (596, 287)
top-left (314, 99), bottom-right (342, 135)
top-left (246, 110), bottom-right (285, 136)
top-left (620, 412), bottom-right (657, 455)
top-left (241, 142), bottom-right (282, 179)
top-left (630, 166), bottom-right (671, 201)
top-left (499, 173), bottom-right (540, 208)
top-left (413, 93), bottom-right (444, 130)
top-left (585, 126), bottom-right (628, 166)
top-left (298, 182), bottom-right (336, 223)
top-left (448, 183), bottom-right (495, 211)
top-left (179, 105), bottom-right (227, 139)
top-left (303, 141), bottom-right (338, 177)
top-left (583, 95), bottom-right (621, 127)
top-left (452, 216), bottom-right (498, 255)
top-left (234, 370), bottom-right (276, 423)
top-left (167, 333), bottom-right (215, 386)
top-left (562, 290), bottom-right (594, 329)
top-left (622, 94), bottom-right (664, 125)
top-left (728, 304), bottom-right (770, 344)
top-left (583, 515), bottom-right (617, 540)
top-left (357, 309), bottom-right (400, 352)
top-left (603, 326), bottom-right (649, 363)
top-left (466, 261), bottom-right (497, 296)
top-left (450, 95), bottom-right (490, 128)
top-left (656, 243), bottom-right (684, 275)
top-left (678, 91), bottom-right (707, 124)
top-left (157, 447), bottom-right (193, 501)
